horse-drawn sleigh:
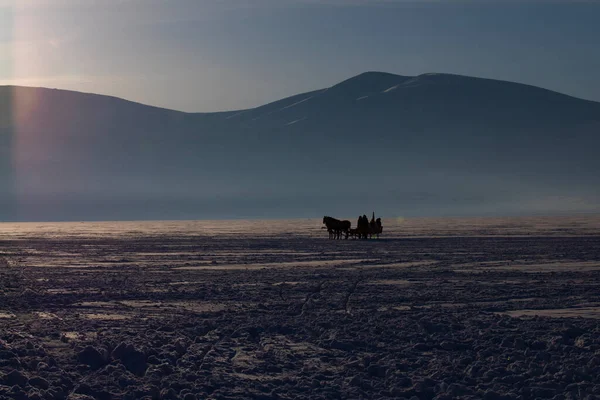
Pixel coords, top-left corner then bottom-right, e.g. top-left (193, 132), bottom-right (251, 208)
top-left (322, 213), bottom-right (383, 240)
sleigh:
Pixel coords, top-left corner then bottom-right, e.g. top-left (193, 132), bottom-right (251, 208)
top-left (323, 214), bottom-right (382, 239)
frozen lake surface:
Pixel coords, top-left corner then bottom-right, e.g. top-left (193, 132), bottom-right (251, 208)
top-left (2, 215), bottom-right (600, 239)
top-left (1, 216), bottom-right (600, 399)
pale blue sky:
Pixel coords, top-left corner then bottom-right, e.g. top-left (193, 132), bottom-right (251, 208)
top-left (1, 0), bottom-right (599, 112)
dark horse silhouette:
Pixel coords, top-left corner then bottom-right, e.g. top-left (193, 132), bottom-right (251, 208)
top-left (323, 216), bottom-right (351, 239)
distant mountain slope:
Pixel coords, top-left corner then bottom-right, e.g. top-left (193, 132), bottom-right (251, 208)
top-left (1, 72), bottom-right (599, 221)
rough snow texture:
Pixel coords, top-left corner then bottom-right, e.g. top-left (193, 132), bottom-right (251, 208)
top-left (0, 217), bottom-right (600, 399)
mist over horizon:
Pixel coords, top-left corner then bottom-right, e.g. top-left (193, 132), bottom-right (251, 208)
top-left (1, 71), bottom-right (599, 222)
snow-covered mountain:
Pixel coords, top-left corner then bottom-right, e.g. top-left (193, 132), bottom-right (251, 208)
top-left (1, 72), bottom-right (599, 221)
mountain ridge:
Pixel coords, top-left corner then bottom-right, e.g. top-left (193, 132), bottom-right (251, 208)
top-left (1, 71), bottom-right (599, 221)
top-left (3, 71), bottom-right (600, 116)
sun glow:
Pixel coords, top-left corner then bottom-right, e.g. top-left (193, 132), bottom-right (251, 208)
top-left (2, 5), bottom-right (68, 219)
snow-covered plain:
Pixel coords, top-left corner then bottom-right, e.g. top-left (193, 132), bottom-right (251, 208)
top-left (1, 216), bottom-right (600, 399)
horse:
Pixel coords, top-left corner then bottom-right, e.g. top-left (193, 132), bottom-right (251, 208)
top-left (321, 226), bottom-right (336, 239)
top-left (323, 216), bottom-right (351, 239)
top-left (323, 217), bottom-right (340, 239)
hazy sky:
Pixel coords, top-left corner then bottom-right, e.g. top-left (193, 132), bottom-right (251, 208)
top-left (1, 0), bottom-right (599, 112)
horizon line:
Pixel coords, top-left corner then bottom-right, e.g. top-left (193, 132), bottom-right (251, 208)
top-left (2, 70), bottom-right (599, 114)
top-left (2, 212), bottom-right (600, 225)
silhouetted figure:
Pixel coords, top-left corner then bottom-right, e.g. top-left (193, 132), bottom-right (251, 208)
top-left (349, 214), bottom-right (383, 239)
top-left (375, 217), bottom-right (383, 238)
top-left (369, 212), bottom-right (377, 239)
